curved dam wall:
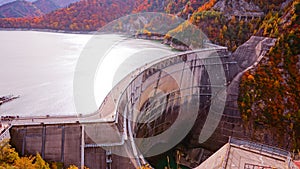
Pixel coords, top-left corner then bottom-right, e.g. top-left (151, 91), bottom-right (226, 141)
top-left (115, 47), bottom-right (241, 167)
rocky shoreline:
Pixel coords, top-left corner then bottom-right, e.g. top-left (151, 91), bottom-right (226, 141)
top-left (0, 95), bottom-right (19, 106)
top-left (135, 33), bottom-right (191, 51)
top-left (0, 28), bottom-right (97, 34)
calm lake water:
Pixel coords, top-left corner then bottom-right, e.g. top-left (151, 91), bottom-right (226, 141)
top-left (0, 31), bottom-right (175, 116)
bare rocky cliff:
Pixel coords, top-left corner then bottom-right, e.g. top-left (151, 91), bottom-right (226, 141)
top-left (213, 0), bottom-right (264, 18)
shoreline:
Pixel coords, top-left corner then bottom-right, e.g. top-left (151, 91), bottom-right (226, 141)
top-left (0, 28), bottom-right (191, 50)
top-left (0, 28), bottom-right (97, 35)
top-left (135, 33), bottom-right (190, 51)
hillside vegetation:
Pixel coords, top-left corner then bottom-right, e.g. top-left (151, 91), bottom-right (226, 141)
top-left (0, 0), bottom-right (136, 30)
top-left (238, 0), bottom-right (300, 150)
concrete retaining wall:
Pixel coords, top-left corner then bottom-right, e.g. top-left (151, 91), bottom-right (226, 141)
top-left (10, 124), bottom-right (81, 167)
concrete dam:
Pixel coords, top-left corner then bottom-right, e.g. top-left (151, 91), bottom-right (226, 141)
top-left (2, 36), bottom-right (276, 169)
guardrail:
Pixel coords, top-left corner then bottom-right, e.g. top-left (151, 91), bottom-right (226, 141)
top-left (229, 137), bottom-right (290, 158)
top-left (0, 125), bottom-right (12, 142)
top-left (244, 163), bottom-right (273, 169)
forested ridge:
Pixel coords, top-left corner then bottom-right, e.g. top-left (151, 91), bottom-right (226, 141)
top-left (238, 0), bottom-right (300, 150)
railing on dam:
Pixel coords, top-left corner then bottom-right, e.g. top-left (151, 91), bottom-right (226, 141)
top-left (229, 137), bottom-right (290, 158)
top-left (0, 125), bottom-right (12, 142)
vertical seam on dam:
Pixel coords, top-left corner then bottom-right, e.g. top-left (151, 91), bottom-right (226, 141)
top-left (61, 125), bottom-right (65, 163)
top-left (21, 127), bottom-right (26, 156)
top-left (41, 125), bottom-right (46, 158)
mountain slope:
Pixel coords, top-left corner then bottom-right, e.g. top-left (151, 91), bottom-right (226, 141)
top-left (0, 0), bottom-right (42, 18)
top-left (0, 0), bottom-right (78, 7)
top-left (50, 0), bottom-right (80, 8)
top-left (0, 0), bottom-right (36, 6)
top-left (0, 0), bottom-right (80, 18)
top-left (213, 0), bottom-right (264, 17)
top-left (33, 0), bottom-right (80, 13)
top-left (0, 0), bottom-right (137, 30)
top-left (238, 0), bottom-right (300, 150)
top-left (33, 0), bottom-right (59, 14)
top-left (132, 0), bottom-right (210, 19)
top-left (0, 0), bottom-right (16, 6)
top-left (0, 0), bottom-right (209, 30)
